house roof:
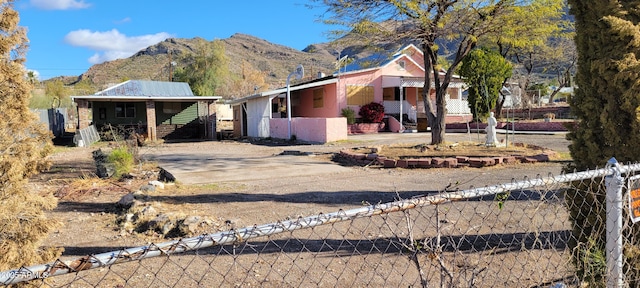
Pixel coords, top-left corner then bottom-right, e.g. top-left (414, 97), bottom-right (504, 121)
top-left (96, 80), bottom-right (195, 96)
top-left (228, 44), bottom-right (464, 105)
top-left (338, 44), bottom-right (425, 75)
top-left (228, 76), bottom-right (338, 105)
top-left (71, 80), bottom-right (221, 102)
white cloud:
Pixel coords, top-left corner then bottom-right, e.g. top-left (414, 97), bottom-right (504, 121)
top-left (115, 17), bottom-right (131, 24)
top-left (26, 69), bottom-right (40, 81)
top-left (64, 29), bottom-right (173, 64)
top-left (30, 0), bottom-right (91, 10)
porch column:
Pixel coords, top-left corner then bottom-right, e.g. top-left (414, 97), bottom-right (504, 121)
top-left (206, 101), bottom-right (217, 140)
top-left (399, 80), bottom-right (404, 132)
top-left (76, 99), bottom-right (90, 129)
top-left (145, 100), bottom-right (157, 141)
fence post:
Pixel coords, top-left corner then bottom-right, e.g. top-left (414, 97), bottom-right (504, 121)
top-left (605, 157), bottom-right (624, 288)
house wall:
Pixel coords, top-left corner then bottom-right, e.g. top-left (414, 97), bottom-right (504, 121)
top-left (296, 83), bottom-right (339, 117)
top-left (154, 102), bottom-right (204, 140)
top-left (216, 103), bottom-right (233, 120)
top-left (246, 96), bottom-right (271, 138)
top-left (270, 118), bottom-right (288, 139)
top-left (156, 102), bottom-right (198, 125)
top-left (233, 105), bottom-right (242, 137)
top-left (269, 117), bottom-right (347, 143)
top-left (379, 54), bottom-right (424, 77)
top-left (405, 87), bottom-right (418, 106)
top-left (91, 102), bottom-right (147, 125)
top-left (337, 70), bottom-right (383, 114)
top-left (87, 101), bottom-right (215, 140)
top-left (336, 52), bottom-right (427, 117)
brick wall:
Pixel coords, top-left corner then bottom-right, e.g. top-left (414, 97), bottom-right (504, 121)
top-left (76, 99), bottom-right (90, 129)
top-left (157, 122), bottom-right (202, 140)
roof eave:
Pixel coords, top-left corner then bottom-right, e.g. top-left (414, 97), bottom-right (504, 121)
top-left (71, 95), bottom-right (222, 101)
top-left (229, 77), bottom-right (339, 105)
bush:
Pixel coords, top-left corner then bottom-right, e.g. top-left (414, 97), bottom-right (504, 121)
top-left (341, 107), bottom-right (356, 124)
top-left (108, 146), bottom-right (134, 178)
top-left (358, 102), bottom-right (385, 123)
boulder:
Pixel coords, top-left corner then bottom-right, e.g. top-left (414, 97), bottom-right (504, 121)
top-left (179, 216), bottom-right (202, 234)
top-left (140, 184), bottom-right (156, 193)
top-left (158, 168), bottom-right (176, 182)
top-left (117, 193), bottom-right (135, 208)
top-left (148, 180), bottom-right (165, 190)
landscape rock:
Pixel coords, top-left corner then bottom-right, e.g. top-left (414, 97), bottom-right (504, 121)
top-left (158, 168), bottom-right (176, 182)
top-left (132, 190), bottom-right (146, 200)
top-left (148, 180), bottom-right (165, 190)
top-left (140, 184), bottom-right (156, 193)
top-left (180, 216), bottom-right (202, 234)
top-left (117, 193), bottom-right (135, 208)
top-left (148, 214), bottom-right (174, 236)
top-left (124, 213), bottom-right (135, 223)
top-left (139, 205), bottom-right (157, 217)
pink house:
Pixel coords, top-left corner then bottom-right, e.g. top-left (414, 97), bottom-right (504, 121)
top-left (229, 44), bottom-right (470, 143)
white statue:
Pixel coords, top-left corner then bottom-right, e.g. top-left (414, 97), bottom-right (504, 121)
top-left (485, 112), bottom-right (497, 146)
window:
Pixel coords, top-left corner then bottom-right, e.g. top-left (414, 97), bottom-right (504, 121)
top-left (98, 107), bottom-right (106, 120)
top-left (313, 88), bottom-right (324, 108)
top-left (383, 87), bottom-right (405, 101)
top-left (398, 60), bottom-right (406, 70)
top-left (418, 88), bottom-right (435, 101)
top-left (115, 102), bottom-right (135, 118)
top-left (347, 86), bottom-right (374, 106)
top-left (383, 87), bottom-right (395, 101)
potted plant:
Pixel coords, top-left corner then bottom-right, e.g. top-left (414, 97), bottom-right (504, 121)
top-left (346, 102), bottom-right (386, 134)
top-left (359, 102), bottom-right (385, 123)
top-left (341, 107), bottom-right (356, 125)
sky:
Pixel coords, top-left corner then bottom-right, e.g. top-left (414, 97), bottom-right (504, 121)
top-left (14, 0), bottom-right (333, 80)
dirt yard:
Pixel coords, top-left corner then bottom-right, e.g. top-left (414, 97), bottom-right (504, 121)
top-left (28, 132), bottom-right (574, 287)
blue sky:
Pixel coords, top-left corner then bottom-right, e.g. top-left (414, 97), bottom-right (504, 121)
top-left (15, 0), bottom-right (332, 80)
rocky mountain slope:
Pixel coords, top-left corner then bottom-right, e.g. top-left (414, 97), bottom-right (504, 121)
top-left (75, 34), bottom-right (341, 90)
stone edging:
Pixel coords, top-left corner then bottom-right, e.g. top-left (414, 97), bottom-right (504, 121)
top-left (336, 150), bottom-right (555, 169)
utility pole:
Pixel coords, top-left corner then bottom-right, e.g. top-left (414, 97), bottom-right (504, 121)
top-left (168, 50), bottom-right (175, 82)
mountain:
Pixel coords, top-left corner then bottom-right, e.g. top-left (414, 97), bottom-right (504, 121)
top-left (56, 11), bottom-right (576, 94)
top-left (73, 34), bottom-right (341, 91)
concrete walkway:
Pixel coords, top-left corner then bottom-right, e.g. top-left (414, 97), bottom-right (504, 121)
top-left (144, 132), bottom-right (571, 185)
top-left (143, 142), bottom-right (352, 185)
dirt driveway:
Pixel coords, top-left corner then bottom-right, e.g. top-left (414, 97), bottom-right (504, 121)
top-left (143, 132), bottom-right (570, 185)
top-left (29, 131), bottom-right (575, 287)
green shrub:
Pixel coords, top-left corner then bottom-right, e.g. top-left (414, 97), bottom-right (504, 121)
top-left (108, 147), bottom-right (134, 178)
top-left (341, 107), bottom-right (356, 124)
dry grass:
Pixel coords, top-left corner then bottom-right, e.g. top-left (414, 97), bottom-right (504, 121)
top-left (354, 141), bottom-right (559, 160)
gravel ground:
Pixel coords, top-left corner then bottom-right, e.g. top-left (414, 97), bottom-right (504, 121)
top-left (28, 131), bottom-right (576, 287)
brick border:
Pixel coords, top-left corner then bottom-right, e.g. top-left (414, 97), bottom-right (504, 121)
top-left (336, 149), bottom-right (554, 169)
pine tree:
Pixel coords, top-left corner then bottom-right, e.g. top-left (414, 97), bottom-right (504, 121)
top-left (568, 1), bottom-right (640, 285)
top-left (569, 1), bottom-right (640, 170)
top-left (0, 0), bottom-right (62, 272)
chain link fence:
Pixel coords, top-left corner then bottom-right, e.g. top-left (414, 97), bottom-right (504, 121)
top-left (74, 125), bottom-right (100, 147)
top-left (3, 160), bottom-right (640, 287)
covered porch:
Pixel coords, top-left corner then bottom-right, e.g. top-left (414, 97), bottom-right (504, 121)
top-left (230, 76), bottom-right (348, 143)
top-left (73, 97), bottom-right (220, 141)
top-left (381, 76), bottom-right (471, 129)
